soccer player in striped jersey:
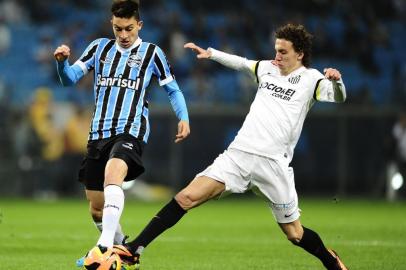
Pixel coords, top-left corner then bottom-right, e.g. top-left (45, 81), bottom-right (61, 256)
top-left (113, 24), bottom-right (349, 270)
top-left (53, 0), bottom-right (190, 266)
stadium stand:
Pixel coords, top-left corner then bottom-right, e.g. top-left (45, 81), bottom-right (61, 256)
top-left (0, 0), bottom-right (404, 107)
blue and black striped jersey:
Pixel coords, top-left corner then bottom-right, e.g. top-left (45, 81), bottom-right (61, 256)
top-left (57, 37), bottom-right (188, 142)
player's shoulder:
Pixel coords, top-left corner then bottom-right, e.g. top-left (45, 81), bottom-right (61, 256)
top-left (257, 60), bottom-right (279, 74)
top-left (258, 60), bottom-right (277, 69)
top-left (140, 41), bottom-right (165, 52)
top-left (94, 37), bottom-right (110, 44)
top-left (86, 38), bottom-right (114, 48)
top-left (301, 67), bottom-right (323, 80)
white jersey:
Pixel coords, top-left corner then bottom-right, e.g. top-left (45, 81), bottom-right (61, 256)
top-left (209, 48), bottom-right (346, 162)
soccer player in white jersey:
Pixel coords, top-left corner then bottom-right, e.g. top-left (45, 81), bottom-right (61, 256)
top-left (53, 0), bottom-right (190, 268)
top-left (114, 23), bottom-right (348, 270)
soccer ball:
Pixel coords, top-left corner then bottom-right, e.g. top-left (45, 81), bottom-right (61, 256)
top-left (84, 246), bottom-right (122, 270)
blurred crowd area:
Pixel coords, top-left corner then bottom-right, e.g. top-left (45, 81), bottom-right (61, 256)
top-left (0, 0), bottom-right (405, 197)
top-left (0, 0), bottom-right (405, 105)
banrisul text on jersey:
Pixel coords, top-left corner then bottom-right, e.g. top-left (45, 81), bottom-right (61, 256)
top-left (96, 74), bottom-right (141, 91)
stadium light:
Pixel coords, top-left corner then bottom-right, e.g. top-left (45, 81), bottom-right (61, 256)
top-left (386, 162), bottom-right (404, 201)
top-left (391, 172), bottom-right (404, 191)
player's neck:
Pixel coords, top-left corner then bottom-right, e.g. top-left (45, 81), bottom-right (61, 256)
top-left (116, 37), bottom-right (142, 52)
top-left (281, 63), bottom-right (303, 76)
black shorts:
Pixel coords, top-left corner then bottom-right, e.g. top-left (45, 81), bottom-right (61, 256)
top-left (78, 133), bottom-right (145, 191)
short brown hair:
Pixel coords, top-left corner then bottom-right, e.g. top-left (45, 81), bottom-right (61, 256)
top-left (275, 24), bottom-right (313, 67)
top-left (111, 0), bottom-right (140, 20)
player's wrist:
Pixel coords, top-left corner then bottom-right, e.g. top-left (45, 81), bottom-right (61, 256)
top-left (180, 118), bottom-right (189, 124)
top-left (207, 47), bottom-right (214, 58)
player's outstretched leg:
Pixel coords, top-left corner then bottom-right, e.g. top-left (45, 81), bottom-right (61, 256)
top-left (114, 177), bottom-right (225, 268)
top-left (114, 198), bottom-right (187, 268)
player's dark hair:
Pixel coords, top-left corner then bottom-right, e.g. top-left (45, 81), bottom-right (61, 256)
top-left (111, 0), bottom-right (140, 20)
top-left (275, 24), bottom-right (313, 67)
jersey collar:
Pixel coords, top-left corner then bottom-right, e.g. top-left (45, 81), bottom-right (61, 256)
top-left (284, 66), bottom-right (306, 77)
top-left (279, 66), bottom-right (306, 78)
top-left (116, 37), bottom-right (142, 53)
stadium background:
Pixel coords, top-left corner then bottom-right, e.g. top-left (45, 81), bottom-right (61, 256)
top-left (0, 0), bottom-right (405, 200)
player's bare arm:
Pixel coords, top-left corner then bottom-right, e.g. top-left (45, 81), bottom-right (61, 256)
top-left (175, 120), bottom-right (190, 143)
top-left (54, 44), bottom-right (71, 61)
top-left (184, 42), bottom-right (212, 59)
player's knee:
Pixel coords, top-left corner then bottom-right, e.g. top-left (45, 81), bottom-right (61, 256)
top-left (175, 191), bottom-right (198, 210)
top-left (279, 220), bottom-right (303, 244)
top-left (288, 235), bottom-right (301, 244)
top-left (286, 231), bottom-right (302, 244)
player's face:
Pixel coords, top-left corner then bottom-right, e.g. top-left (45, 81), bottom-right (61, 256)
top-left (111, 16), bottom-right (143, 49)
top-left (274, 38), bottom-right (304, 75)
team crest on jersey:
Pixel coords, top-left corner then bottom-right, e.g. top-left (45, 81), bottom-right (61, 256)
top-left (288, 75), bottom-right (301, 84)
top-left (127, 54), bottom-right (142, 68)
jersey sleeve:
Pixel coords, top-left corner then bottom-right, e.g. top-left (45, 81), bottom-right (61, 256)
top-left (163, 80), bottom-right (189, 122)
top-left (312, 70), bottom-right (346, 103)
top-left (153, 46), bottom-right (175, 86)
top-left (208, 48), bottom-right (258, 79)
top-left (73, 38), bottom-right (101, 75)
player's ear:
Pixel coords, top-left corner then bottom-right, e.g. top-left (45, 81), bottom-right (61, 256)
top-left (297, 52), bottom-right (304, 61)
top-left (137, 20), bottom-right (143, 30)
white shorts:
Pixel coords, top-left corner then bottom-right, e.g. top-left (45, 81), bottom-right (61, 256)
top-left (196, 148), bottom-right (300, 223)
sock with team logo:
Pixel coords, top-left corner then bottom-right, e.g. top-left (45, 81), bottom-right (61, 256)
top-left (97, 185), bottom-right (125, 248)
top-left (292, 226), bottom-right (338, 268)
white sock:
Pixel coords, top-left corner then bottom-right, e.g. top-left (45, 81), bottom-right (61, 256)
top-left (94, 221), bottom-right (125, 245)
top-left (97, 185), bottom-right (124, 248)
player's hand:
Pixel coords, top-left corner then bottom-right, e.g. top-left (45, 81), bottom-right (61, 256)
top-left (54, 44), bottom-right (71, 62)
top-left (175, 120), bottom-right (190, 143)
top-left (323, 68), bottom-right (341, 81)
top-left (184, 42), bottom-right (212, 59)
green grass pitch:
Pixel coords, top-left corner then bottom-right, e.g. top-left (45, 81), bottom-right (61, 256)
top-left (0, 197), bottom-right (405, 269)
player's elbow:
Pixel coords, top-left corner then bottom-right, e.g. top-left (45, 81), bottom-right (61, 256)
top-left (334, 90), bottom-right (346, 103)
top-left (336, 96), bottom-right (346, 103)
top-left (339, 93), bottom-right (347, 103)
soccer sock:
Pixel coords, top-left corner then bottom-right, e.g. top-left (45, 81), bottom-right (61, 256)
top-left (97, 185), bottom-right (125, 248)
top-left (114, 223), bottom-right (126, 245)
top-left (292, 226), bottom-right (338, 269)
top-left (127, 198), bottom-right (187, 254)
top-left (94, 221), bottom-right (125, 245)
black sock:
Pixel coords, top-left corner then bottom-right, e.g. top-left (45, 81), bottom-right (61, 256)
top-left (127, 198), bottom-right (187, 253)
top-left (292, 226), bottom-right (337, 269)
